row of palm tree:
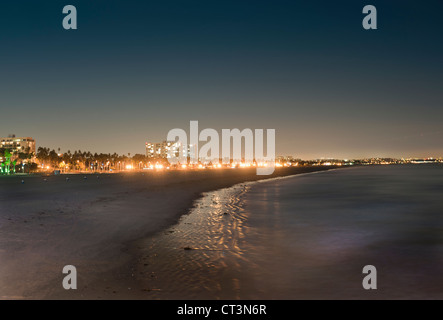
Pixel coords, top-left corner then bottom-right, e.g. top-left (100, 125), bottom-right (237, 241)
top-left (35, 147), bottom-right (161, 172)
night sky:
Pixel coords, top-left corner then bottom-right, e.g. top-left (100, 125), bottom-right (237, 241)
top-left (1, 1), bottom-right (442, 159)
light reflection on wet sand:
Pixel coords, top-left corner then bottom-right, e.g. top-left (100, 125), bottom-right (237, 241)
top-left (136, 165), bottom-right (443, 299)
top-left (135, 182), bottom-right (257, 299)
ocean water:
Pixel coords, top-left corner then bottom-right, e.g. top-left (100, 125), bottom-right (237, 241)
top-left (138, 165), bottom-right (443, 299)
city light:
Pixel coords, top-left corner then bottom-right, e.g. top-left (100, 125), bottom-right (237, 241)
top-left (155, 164), bottom-right (164, 170)
top-left (3, 136), bottom-right (442, 176)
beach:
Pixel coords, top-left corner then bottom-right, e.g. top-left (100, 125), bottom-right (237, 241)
top-left (0, 166), bottom-right (334, 299)
top-left (130, 164), bottom-right (443, 300)
top-left (2, 164), bottom-right (441, 300)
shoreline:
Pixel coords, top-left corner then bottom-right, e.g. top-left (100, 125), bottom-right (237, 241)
top-left (128, 167), bottom-right (345, 299)
top-left (124, 164), bottom-right (443, 300)
top-left (4, 164), bottom-right (440, 299)
top-left (53, 166), bottom-right (348, 300)
top-left (0, 166), bottom-right (343, 299)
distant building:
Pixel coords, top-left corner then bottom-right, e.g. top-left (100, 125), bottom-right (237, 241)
top-left (277, 155), bottom-right (299, 163)
top-left (146, 141), bottom-right (191, 161)
top-left (0, 135), bottom-right (36, 154)
top-left (146, 141), bottom-right (172, 159)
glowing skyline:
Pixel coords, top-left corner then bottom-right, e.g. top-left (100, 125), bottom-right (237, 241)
top-left (1, 1), bottom-right (442, 159)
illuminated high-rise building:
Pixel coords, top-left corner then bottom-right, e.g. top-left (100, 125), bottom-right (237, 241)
top-left (0, 135), bottom-right (36, 154)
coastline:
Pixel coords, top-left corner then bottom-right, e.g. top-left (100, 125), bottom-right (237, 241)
top-left (0, 166), bottom-right (341, 299)
top-left (120, 164), bottom-right (443, 300)
top-left (127, 167), bottom-right (344, 299)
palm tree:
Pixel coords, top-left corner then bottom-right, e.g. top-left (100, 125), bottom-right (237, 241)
top-left (3, 149), bottom-right (16, 175)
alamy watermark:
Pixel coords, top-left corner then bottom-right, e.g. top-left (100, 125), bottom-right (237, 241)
top-left (62, 5), bottom-right (378, 30)
top-left (166, 121), bottom-right (275, 175)
top-left (362, 265), bottom-right (377, 290)
top-left (62, 265), bottom-right (77, 290)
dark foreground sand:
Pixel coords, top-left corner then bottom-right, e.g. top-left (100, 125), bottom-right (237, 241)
top-left (0, 166), bottom-right (336, 299)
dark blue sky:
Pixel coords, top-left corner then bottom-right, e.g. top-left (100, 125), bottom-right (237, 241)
top-left (1, 0), bottom-right (442, 158)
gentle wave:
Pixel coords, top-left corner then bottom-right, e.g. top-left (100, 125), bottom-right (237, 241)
top-left (136, 165), bottom-right (443, 299)
top-left (134, 169), bottom-right (339, 299)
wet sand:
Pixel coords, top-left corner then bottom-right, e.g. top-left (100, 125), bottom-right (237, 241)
top-left (130, 165), bottom-right (443, 300)
top-left (0, 166), bottom-right (335, 299)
